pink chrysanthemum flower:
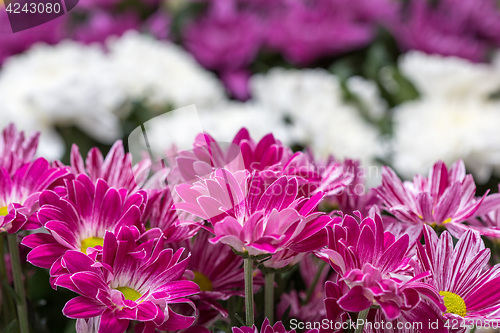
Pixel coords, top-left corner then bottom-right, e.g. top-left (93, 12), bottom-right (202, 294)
top-left (270, 151), bottom-right (353, 198)
top-left (0, 157), bottom-right (69, 233)
top-left (169, 229), bottom-right (262, 323)
top-left (233, 317), bottom-right (318, 333)
top-left (22, 174), bottom-right (148, 274)
top-left (318, 212), bottom-right (444, 321)
top-left (416, 225), bottom-right (500, 326)
top-left (172, 129), bottom-right (292, 184)
top-left (0, 123), bottom-right (40, 176)
top-left (375, 160), bottom-right (485, 238)
top-left (174, 168), bottom-right (331, 257)
top-left (55, 226), bottom-right (199, 333)
top-left (59, 140), bottom-right (151, 194)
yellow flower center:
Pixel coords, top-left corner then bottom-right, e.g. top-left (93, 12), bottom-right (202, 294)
top-left (80, 237), bottom-right (104, 254)
top-left (442, 218), bottom-right (452, 224)
top-left (440, 291), bottom-right (466, 317)
top-left (0, 206), bottom-right (8, 216)
top-left (116, 286), bottom-right (142, 301)
top-left (193, 271), bottom-right (213, 292)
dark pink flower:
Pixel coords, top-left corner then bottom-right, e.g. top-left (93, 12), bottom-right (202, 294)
top-left (55, 226), bottom-right (199, 333)
top-left (265, 0), bottom-right (374, 65)
top-left (22, 174), bottom-right (148, 274)
top-left (318, 212), bottom-right (444, 321)
top-left (416, 225), bottom-right (500, 326)
top-left (175, 168), bottom-right (331, 257)
top-left (388, 0), bottom-right (492, 62)
top-left (375, 160), bottom-right (486, 238)
top-left (183, 0), bottom-right (262, 72)
top-left (169, 229), bottom-right (262, 322)
top-left (0, 13), bottom-right (65, 65)
top-left (0, 158), bottom-right (69, 233)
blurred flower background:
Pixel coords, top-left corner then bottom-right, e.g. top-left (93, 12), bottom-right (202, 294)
top-left (1, 0), bottom-right (500, 331)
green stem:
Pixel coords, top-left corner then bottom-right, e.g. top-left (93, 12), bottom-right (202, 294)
top-left (305, 261), bottom-right (326, 304)
top-left (7, 234), bottom-right (29, 333)
top-left (264, 272), bottom-right (275, 324)
top-left (244, 258), bottom-right (254, 327)
top-left (354, 308), bottom-right (369, 333)
top-left (0, 235), bottom-right (14, 326)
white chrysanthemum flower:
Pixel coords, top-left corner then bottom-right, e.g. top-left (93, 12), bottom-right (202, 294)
top-left (251, 68), bottom-right (382, 165)
top-left (393, 51), bottom-right (500, 182)
top-left (107, 31), bottom-right (225, 109)
top-left (346, 76), bottom-right (387, 121)
top-left (0, 40), bottom-right (124, 149)
top-left (399, 51), bottom-right (500, 100)
top-left (392, 98), bottom-right (500, 182)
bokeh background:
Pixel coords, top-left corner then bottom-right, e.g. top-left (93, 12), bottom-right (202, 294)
top-left (1, 1), bottom-right (500, 329)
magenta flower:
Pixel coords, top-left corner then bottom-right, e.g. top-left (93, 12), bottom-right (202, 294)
top-left (0, 123), bottom-right (40, 176)
top-left (175, 168), bottom-right (331, 257)
top-left (387, 0), bottom-right (491, 62)
top-left (55, 226), bottom-right (199, 333)
top-left (0, 13), bottom-right (65, 65)
top-left (170, 229), bottom-right (262, 322)
top-left (61, 140), bottom-right (150, 194)
top-left (0, 158), bottom-right (69, 233)
top-left (318, 212), bottom-right (444, 321)
top-left (416, 225), bottom-right (500, 325)
top-left (265, 0), bottom-right (374, 65)
top-left (233, 317), bottom-right (318, 333)
top-left (183, 0), bottom-right (262, 98)
top-left (276, 152), bottom-right (353, 198)
top-left (22, 174), bottom-right (148, 273)
top-left (375, 160), bottom-right (485, 238)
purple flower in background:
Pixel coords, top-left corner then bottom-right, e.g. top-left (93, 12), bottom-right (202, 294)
top-left (55, 227), bottom-right (199, 333)
top-left (388, 0), bottom-right (491, 62)
top-left (375, 160), bottom-right (486, 238)
top-left (233, 317), bottom-right (318, 333)
top-left (183, 0), bottom-right (262, 99)
top-left (72, 11), bottom-right (140, 45)
top-left (0, 12), bottom-right (65, 65)
top-left (265, 0), bottom-right (374, 65)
